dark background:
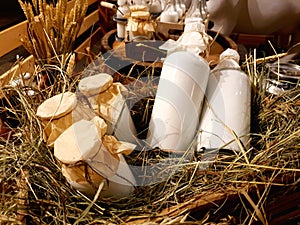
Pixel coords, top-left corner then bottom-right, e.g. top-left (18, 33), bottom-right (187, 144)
top-left (0, 0), bottom-right (26, 31)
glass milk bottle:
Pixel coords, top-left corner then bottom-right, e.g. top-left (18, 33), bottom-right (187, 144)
top-left (115, 0), bottom-right (130, 40)
top-left (78, 73), bottom-right (138, 145)
top-left (197, 49), bottom-right (251, 154)
top-left (160, 0), bottom-right (179, 23)
top-left (175, 0), bottom-right (186, 18)
top-left (147, 51), bottom-right (210, 153)
top-left (184, 0), bottom-right (207, 24)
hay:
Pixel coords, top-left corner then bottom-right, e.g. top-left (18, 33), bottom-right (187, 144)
top-left (0, 47), bottom-right (299, 224)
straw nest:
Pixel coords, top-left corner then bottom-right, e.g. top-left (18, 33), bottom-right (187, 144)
top-left (0, 44), bottom-right (299, 224)
top-left (0, 2), bottom-right (299, 221)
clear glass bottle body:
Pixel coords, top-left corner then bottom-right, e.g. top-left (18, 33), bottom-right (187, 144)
top-left (115, 0), bottom-right (130, 40)
top-left (160, 0), bottom-right (179, 23)
top-left (184, 0), bottom-right (207, 24)
top-left (175, 0), bottom-right (184, 18)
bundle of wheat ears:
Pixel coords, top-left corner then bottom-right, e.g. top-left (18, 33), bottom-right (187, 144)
top-left (18, 0), bottom-right (87, 71)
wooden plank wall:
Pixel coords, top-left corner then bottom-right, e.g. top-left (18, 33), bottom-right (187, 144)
top-left (0, 0), bottom-right (100, 87)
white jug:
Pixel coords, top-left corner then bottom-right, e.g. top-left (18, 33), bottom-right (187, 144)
top-left (147, 51), bottom-right (210, 153)
top-left (197, 63), bottom-right (251, 153)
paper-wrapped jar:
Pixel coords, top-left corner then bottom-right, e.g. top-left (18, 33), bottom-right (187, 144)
top-left (78, 73), bottom-right (113, 112)
top-left (79, 73), bottom-right (137, 144)
top-left (126, 10), bottom-right (156, 41)
top-left (54, 119), bottom-right (136, 199)
top-left (36, 92), bottom-right (93, 147)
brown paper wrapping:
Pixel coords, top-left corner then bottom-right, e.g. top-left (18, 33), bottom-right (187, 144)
top-left (54, 119), bottom-right (119, 170)
top-left (97, 82), bottom-right (138, 143)
top-left (92, 116), bottom-right (107, 138)
top-left (131, 11), bottom-right (150, 20)
top-left (54, 119), bottom-right (136, 198)
top-left (36, 92), bottom-right (94, 147)
top-left (78, 73), bottom-right (113, 97)
top-left (78, 73), bottom-right (113, 112)
top-left (103, 135), bottom-right (135, 156)
top-left (97, 82), bottom-right (128, 129)
top-left (129, 5), bottom-right (148, 12)
top-left (61, 163), bottom-right (109, 197)
top-left (126, 11), bottom-right (156, 40)
top-left (42, 113), bottom-right (74, 147)
top-left (36, 92), bottom-right (77, 119)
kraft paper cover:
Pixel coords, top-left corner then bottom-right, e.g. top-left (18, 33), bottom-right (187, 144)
top-left (54, 119), bottom-right (120, 180)
top-left (97, 82), bottom-right (128, 125)
top-left (129, 5), bottom-right (148, 12)
top-left (53, 120), bottom-right (136, 197)
top-left (127, 18), bottom-right (156, 35)
top-left (131, 11), bottom-right (150, 20)
top-left (36, 92), bottom-right (77, 119)
top-left (42, 112), bottom-right (74, 147)
top-left (103, 135), bottom-right (136, 155)
top-left (92, 116), bottom-right (107, 137)
top-left (37, 92), bottom-right (77, 147)
top-left (78, 73), bottom-right (113, 97)
top-left (61, 163), bottom-right (109, 195)
top-left (40, 101), bottom-right (94, 147)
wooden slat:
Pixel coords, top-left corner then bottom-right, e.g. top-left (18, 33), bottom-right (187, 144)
top-left (78, 10), bottom-right (100, 36)
top-left (75, 27), bottom-right (102, 61)
top-left (87, 0), bottom-right (98, 5)
top-left (0, 21), bottom-right (27, 58)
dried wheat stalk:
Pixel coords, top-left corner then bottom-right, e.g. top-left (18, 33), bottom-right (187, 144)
top-left (18, 0), bottom-right (88, 71)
